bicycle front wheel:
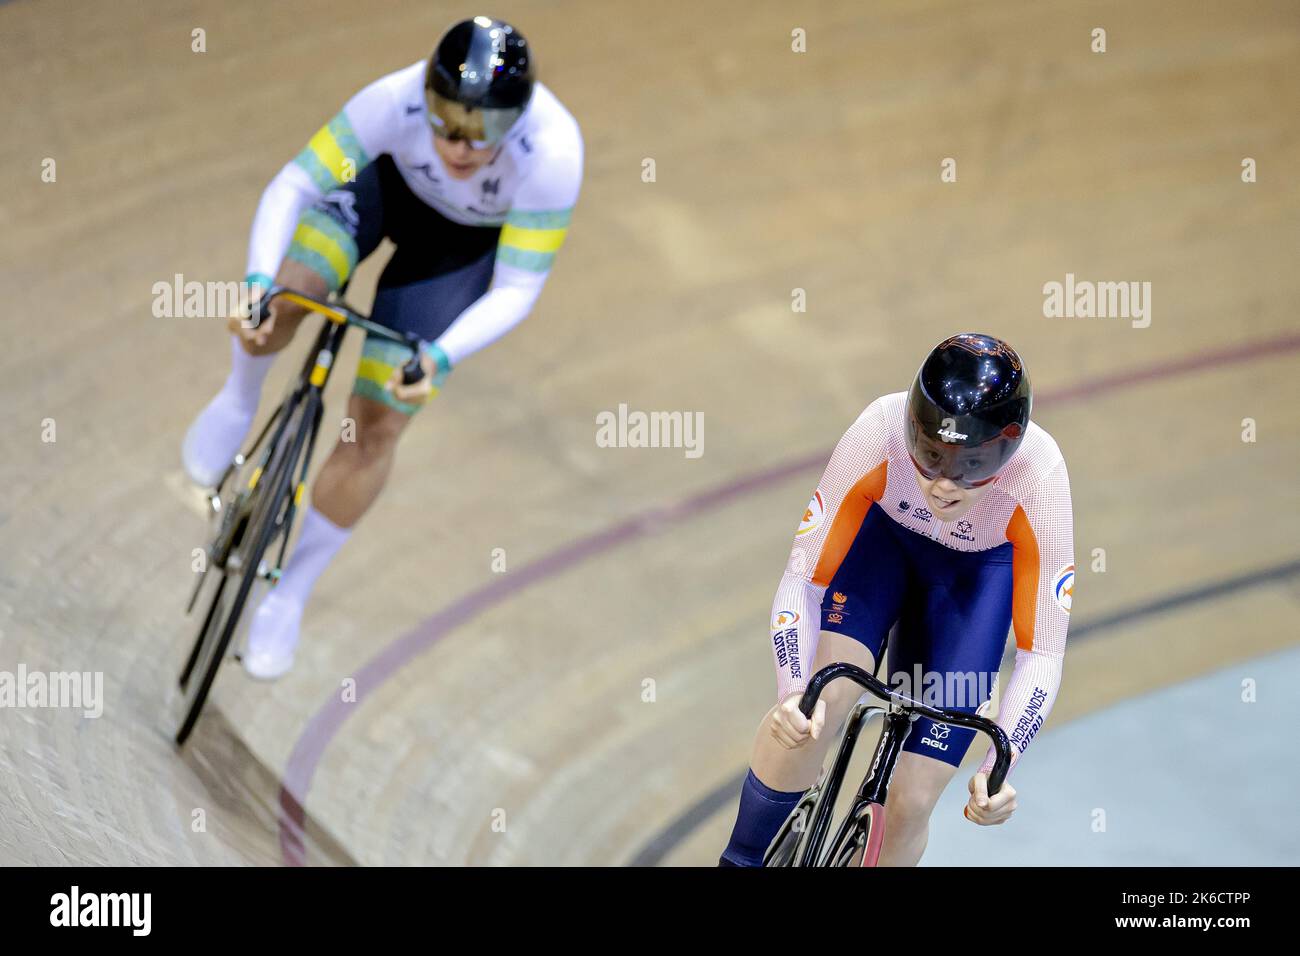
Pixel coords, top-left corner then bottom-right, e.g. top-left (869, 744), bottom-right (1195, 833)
top-left (174, 401), bottom-right (309, 745)
top-left (825, 801), bottom-right (887, 867)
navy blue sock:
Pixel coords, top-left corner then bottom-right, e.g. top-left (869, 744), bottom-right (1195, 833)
top-left (718, 769), bottom-right (805, 867)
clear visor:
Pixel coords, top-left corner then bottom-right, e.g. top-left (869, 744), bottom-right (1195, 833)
top-left (425, 90), bottom-right (523, 149)
top-left (906, 424), bottom-right (1017, 488)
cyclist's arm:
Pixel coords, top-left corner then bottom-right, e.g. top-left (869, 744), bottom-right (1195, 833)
top-left (425, 136), bottom-right (583, 371)
top-left (244, 70), bottom-right (399, 289)
top-left (982, 456), bottom-right (1074, 772)
top-left (770, 399), bottom-right (892, 702)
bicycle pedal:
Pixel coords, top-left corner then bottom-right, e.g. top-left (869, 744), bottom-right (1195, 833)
top-left (163, 469), bottom-right (221, 521)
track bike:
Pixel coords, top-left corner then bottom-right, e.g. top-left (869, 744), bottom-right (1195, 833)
top-left (174, 288), bottom-right (426, 746)
top-left (763, 661), bottom-right (1013, 867)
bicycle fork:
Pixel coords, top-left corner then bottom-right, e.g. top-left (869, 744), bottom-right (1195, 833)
top-left (822, 709), bottom-right (916, 866)
top-left (240, 317), bottom-right (342, 587)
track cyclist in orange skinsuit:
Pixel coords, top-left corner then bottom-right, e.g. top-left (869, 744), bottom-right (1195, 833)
top-left (720, 334), bottom-right (1074, 866)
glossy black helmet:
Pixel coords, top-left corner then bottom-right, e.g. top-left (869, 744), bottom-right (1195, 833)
top-left (425, 17), bottom-right (534, 146)
top-left (905, 333), bottom-right (1032, 487)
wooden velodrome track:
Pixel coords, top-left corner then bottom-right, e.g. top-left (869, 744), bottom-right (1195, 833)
top-left (1, 0), bottom-right (1297, 865)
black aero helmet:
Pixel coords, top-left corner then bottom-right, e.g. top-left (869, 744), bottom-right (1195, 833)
top-left (905, 333), bottom-right (1032, 488)
top-left (425, 16), bottom-right (534, 146)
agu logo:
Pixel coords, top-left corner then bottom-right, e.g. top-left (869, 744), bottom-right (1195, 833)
top-left (797, 490), bottom-right (825, 535)
top-left (920, 722), bottom-right (950, 752)
top-left (1052, 564), bottom-right (1075, 613)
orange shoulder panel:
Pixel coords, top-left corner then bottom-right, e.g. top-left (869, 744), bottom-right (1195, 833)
top-left (1006, 505), bottom-right (1040, 651)
top-left (811, 461), bottom-right (888, 587)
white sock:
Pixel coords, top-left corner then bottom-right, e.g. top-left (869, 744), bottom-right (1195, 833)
top-left (220, 336), bottom-right (275, 414)
top-left (273, 506), bottom-right (352, 609)
top-left (243, 507), bottom-right (351, 678)
top-left (181, 339), bottom-right (275, 486)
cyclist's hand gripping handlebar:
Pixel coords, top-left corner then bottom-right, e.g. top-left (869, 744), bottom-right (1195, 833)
top-left (399, 333), bottom-right (425, 386)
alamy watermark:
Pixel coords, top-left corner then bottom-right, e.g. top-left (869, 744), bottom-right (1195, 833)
top-left (887, 664), bottom-right (997, 710)
top-left (151, 274), bottom-right (260, 319)
top-left (50, 886), bottom-right (150, 935)
top-left (1043, 272), bottom-right (1151, 328)
top-left (596, 404), bottom-right (704, 459)
top-left (0, 666), bottom-right (103, 718)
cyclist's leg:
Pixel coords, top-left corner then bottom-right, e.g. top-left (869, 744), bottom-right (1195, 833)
top-left (311, 393), bottom-right (409, 526)
top-left (877, 544), bottom-right (1014, 866)
top-left (720, 505), bottom-right (909, 866)
top-left (875, 752), bottom-right (959, 866)
top-left (241, 402), bottom-right (394, 680)
top-left (182, 164), bottom-right (386, 487)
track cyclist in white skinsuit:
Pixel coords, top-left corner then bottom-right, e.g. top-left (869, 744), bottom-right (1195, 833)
top-left (180, 17), bottom-right (583, 679)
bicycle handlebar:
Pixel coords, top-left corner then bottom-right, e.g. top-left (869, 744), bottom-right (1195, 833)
top-left (248, 286), bottom-right (426, 386)
top-left (797, 661), bottom-right (1014, 795)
